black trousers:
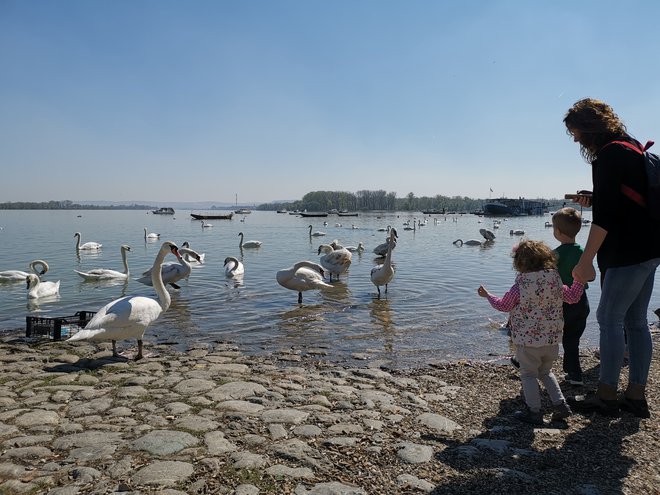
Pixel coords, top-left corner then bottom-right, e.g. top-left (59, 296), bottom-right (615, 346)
top-left (562, 293), bottom-right (590, 379)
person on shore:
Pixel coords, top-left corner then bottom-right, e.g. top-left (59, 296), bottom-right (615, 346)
top-left (478, 239), bottom-right (584, 425)
top-left (552, 207), bottom-right (590, 386)
top-left (564, 98), bottom-right (660, 418)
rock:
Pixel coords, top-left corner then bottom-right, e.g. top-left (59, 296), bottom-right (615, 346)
top-left (416, 413), bottom-right (462, 434)
top-left (131, 460), bottom-right (194, 487)
top-left (132, 430), bottom-right (199, 456)
top-left (261, 408), bottom-right (309, 424)
top-left (396, 442), bottom-right (434, 464)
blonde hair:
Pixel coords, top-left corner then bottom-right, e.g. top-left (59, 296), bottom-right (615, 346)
top-left (552, 207), bottom-right (582, 238)
top-left (563, 98), bottom-right (628, 163)
top-left (512, 239), bottom-right (557, 273)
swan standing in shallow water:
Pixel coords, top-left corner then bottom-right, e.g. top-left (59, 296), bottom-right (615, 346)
top-left (26, 273), bottom-right (60, 299)
top-left (238, 232), bottom-right (262, 249)
top-left (276, 261), bottom-right (332, 303)
top-left (74, 245), bottom-right (132, 281)
top-left (0, 260), bottom-right (49, 283)
top-left (137, 247), bottom-right (201, 289)
top-left (144, 228), bottom-right (160, 240)
top-left (371, 233), bottom-right (396, 297)
top-left (67, 241), bottom-right (179, 360)
top-left (74, 232), bottom-right (102, 251)
top-left (318, 244), bottom-right (352, 281)
top-left (224, 256), bottom-right (245, 278)
top-left (308, 225), bottom-right (326, 237)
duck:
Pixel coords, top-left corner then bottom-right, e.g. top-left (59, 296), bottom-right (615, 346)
top-left (74, 244), bottom-right (132, 280)
top-left (544, 221), bottom-right (553, 228)
top-left (224, 256), bottom-right (245, 278)
top-left (26, 273), bottom-right (60, 299)
top-left (67, 241), bottom-right (179, 360)
top-left (181, 241), bottom-right (206, 263)
top-left (317, 243), bottom-right (352, 281)
top-left (144, 228), bottom-right (160, 240)
top-left (238, 232), bottom-right (262, 249)
top-left (370, 233), bottom-right (396, 297)
top-left (308, 225), bottom-right (326, 237)
top-left (276, 261), bottom-right (332, 303)
top-left (373, 228), bottom-right (398, 257)
top-left (137, 246), bottom-right (201, 289)
top-left (0, 260), bottom-right (49, 283)
top-left (74, 232), bottom-right (102, 251)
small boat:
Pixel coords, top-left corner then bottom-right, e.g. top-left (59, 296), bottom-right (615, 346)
top-left (337, 211), bottom-right (358, 217)
top-left (276, 209), bottom-right (289, 213)
top-left (190, 212), bottom-right (234, 220)
top-left (300, 211), bottom-right (329, 217)
top-left (152, 207), bottom-right (175, 215)
top-left (235, 208), bottom-right (252, 214)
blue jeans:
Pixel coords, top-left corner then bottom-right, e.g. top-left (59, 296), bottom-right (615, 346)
top-left (597, 258), bottom-right (660, 388)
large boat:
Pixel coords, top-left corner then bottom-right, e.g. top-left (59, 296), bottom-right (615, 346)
top-left (234, 208), bottom-right (251, 214)
top-left (482, 198), bottom-right (548, 217)
top-left (152, 207), bottom-right (175, 215)
top-left (190, 212), bottom-right (234, 220)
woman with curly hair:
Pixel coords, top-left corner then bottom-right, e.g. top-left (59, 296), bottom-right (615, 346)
top-left (565, 98), bottom-right (660, 418)
top-left (478, 240), bottom-right (584, 425)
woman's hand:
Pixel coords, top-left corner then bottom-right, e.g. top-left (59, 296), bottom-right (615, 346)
top-left (477, 285), bottom-right (489, 298)
top-left (572, 259), bottom-right (596, 284)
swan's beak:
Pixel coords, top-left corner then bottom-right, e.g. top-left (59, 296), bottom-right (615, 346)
top-left (170, 246), bottom-right (180, 257)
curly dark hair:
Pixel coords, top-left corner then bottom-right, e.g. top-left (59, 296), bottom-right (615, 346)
top-left (563, 98), bottom-right (628, 163)
top-left (512, 239), bottom-right (557, 273)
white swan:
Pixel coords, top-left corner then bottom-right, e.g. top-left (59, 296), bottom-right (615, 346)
top-left (224, 256), bottom-right (245, 278)
top-left (67, 241), bottom-right (179, 359)
top-left (137, 247), bottom-right (201, 289)
top-left (317, 244), bottom-right (352, 281)
top-left (371, 233), bottom-right (396, 297)
top-left (201, 220), bottom-right (213, 228)
top-left (373, 228), bottom-right (398, 257)
top-left (453, 239), bottom-right (483, 246)
top-left (308, 225), bottom-right (326, 237)
top-left (345, 242), bottom-right (365, 253)
top-left (181, 241), bottom-right (206, 263)
top-left (74, 232), bottom-right (102, 251)
top-left (276, 261), bottom-right (332, 303)
top-left (74, 245), bottom-right (132, 281)
top-left (479, 228), bottom-right (496, 241)
top-left (0, 260), bottom-right (49, 283)
top-left (238, 232), bottom-right (262, 249)
top-left (144, 227), bottom-right (160, 240)
top-left (26, 273), bottom-right (60, 299)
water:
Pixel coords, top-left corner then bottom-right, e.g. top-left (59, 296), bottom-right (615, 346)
top-left (1, 209), bottom-right (658, 368)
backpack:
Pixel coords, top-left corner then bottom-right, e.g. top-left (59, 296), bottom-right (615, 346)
top-left (604, 140), bottom-right (660, 221)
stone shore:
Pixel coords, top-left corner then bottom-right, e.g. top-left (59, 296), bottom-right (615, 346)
top-left (0, 332), bottom-right (658, 495)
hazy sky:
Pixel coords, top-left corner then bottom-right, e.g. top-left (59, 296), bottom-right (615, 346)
top-left (2, 1), bottom-right (659, 205)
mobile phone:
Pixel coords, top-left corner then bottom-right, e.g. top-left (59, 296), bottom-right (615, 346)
top-left (564, 193), bottom-right (592, 200)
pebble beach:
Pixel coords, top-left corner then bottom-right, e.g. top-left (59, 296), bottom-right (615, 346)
top-left (0, 326), bottom-right (658, 495)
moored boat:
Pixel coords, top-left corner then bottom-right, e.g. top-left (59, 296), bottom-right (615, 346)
top-left (234, 208), bottom-right (251, 214)
top-left (299, 211), bottom-right (329, 217)
top-left (152, 207), bottom-right (175, 215)
top-left (190, 212), bottom-right (234, 220)
top-left (483, 198), bottom-right (548, 217)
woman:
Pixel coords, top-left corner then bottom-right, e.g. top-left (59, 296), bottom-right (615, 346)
top-left (564, 98), bottom-right (660, 418)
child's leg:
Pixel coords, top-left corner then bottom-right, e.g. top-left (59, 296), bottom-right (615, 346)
top-left (562, 295), bottom-right (590, 379)
top-left (538, 344), bottom-right (566, 405)
top-left (516, 346), bottom-right (542, 411)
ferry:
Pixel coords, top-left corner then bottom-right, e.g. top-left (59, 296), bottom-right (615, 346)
top-left (482, 198), bottom-right (548, 217)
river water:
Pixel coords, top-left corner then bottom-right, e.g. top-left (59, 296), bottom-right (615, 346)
top-left (1, 209), bottom-right (657, 368)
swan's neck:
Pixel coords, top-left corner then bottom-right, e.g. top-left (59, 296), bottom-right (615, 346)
top-left (75, 235), bottom-right (81, 250)
top-left (121, 249), bottom-right (130, 275)
top-left (152, 250), bottom-right (171, 311)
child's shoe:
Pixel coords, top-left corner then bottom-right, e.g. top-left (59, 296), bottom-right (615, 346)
top-left (513, 407), bottom-right (544, 425)
top-left (551, 401), bottom-right (572, 421)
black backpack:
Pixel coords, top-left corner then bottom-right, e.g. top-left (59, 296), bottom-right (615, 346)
top-left (605, 140), bottom-right (660, 221)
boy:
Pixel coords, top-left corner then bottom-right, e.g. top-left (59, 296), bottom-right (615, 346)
top-left (552, 207), bottom-right (590, 386)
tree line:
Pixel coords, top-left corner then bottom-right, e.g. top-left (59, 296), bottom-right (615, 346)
top-left (0, 200), bottom-right (153, 210)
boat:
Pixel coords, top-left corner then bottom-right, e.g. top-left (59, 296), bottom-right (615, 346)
top-left (276, 209), bottom-right (289, 213)
top-left (299, 211), bottom-right (329, 217)
top-left (152, 207), bottom-right (175, 215)
top-left (190, 212), bottom-right (234, 220)
top-left (235, 208), bottom-right (252, 214)
top-left (482, 198), bottom-right (548, 217)
top-left (421, 209), bottom-right (445, 215)
top-left (337, 211), bottom-right (358, 217)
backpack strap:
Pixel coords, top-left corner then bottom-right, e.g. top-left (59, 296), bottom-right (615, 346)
top-left (601, 140), bottom-right (647, 207)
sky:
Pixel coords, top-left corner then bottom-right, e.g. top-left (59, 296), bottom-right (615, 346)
top-left (1, 0), bottom-right (660, 205)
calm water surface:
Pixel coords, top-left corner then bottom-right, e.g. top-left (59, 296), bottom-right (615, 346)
top-left (1, 209), bottom-right (658, 368)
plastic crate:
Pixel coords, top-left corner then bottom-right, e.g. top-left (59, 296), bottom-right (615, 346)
top-left (25, 311), bottom-right (96, 341)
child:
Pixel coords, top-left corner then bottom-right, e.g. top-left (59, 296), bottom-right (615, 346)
top-left (552, 207), bottom-right (590, 386)
top-left (478, 239), bottom-right (584, 425)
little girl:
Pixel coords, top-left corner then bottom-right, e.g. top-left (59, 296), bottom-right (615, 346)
top-left (478, 239), bottom-right (584, 425)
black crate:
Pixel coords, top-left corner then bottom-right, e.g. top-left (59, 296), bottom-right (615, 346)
top-left (25, 311), bottom-right (96, 341)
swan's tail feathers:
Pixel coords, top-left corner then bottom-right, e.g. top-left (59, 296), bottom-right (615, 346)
top-left (67, 328), bottom-right (107, 342)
